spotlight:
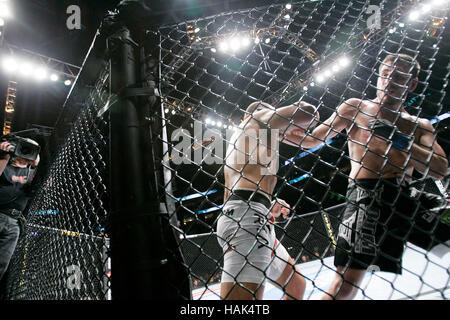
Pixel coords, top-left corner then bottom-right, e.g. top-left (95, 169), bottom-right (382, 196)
top-left (0, 18), bottom-right (4, 26)
top-left (388, 28), bottom-right (396, 33)
top-left (409, 11), bottom-right (420, 21)
top-left (211, 121), bottom-right (216, 126)
top-left (0, 2), bottom-right (11, 19)
top-left (432, 0), bottom-right (444, 5)
top-left (194, 27), bottom-right (200, 33)
top-left (2, 57), bottom-right (17, 72)
top-left (398, 22), bottom-right (405, 28)
top-left (254, 37), bottom-right (260, 44)
top-left (315, 74), bottom-right (325, 83)
top-left (422, 5), bottom-right (431, 13)
top-left (164, 108), bottom-right (170, 114)
top-left (303, 86), bottom-right (308, 91)
top-left (50, 74), bottom-right (59, 82)
top-left (217, 121), bottom-right (223, 127)
top-left (34, 67), bottom-right (48, 81)
top-left (332, 65), bottom-right (340, 73)
top-left (323, 69), bottom-right (332, 78)
top-left (338, 56), bottom-right (350, 67)
top-left (284, 14), bottom-right (291, 20)
top-left (205, 118), bottom-right (211, 125)
top-left (20, 63), bottom-right (33, 77)
top-left (171, 110), bottom-right (176, 115)
top-left (286, 3), bottom-right (292, 10)
top-left (230, 38), bottom-right (240, 51)
top-left (219, 41), bottom-right (229, 52)
top-left (64, 79), bottom-right (72, 86)
top-left (264, 38), bottom-right (270, 44)
top-left (210, 48), bottom-right (217, 53)
top-left (241, 37), bottom-right (250, 47)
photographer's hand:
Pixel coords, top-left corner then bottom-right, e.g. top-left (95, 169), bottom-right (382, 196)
top-left (31, 154), bottom-right (40, 168)
top-left (0, 141), bottom-right (12, 159)
top-left (0, 141), bottom-right (12, 175)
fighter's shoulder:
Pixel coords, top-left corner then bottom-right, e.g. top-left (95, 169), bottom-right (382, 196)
top-left (336, 98), bottom-right (366, 115)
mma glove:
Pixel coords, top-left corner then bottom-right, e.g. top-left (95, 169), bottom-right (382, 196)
top-left (368, 118), bottom-right (414, 151)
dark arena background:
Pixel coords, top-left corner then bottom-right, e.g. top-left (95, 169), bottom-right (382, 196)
top-left (0, 0), bottom-right (448, 301)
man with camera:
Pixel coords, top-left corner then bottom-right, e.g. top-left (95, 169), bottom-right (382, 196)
top-left (0, 137), bottom-right (40, 294)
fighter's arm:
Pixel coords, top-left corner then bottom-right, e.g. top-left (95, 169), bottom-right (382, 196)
top-left (281, 98), bottom-right (361, 148)
top-left (409, 119), bottom-right (448, 179)
top-left (251, 101), bottom-right (319, 133)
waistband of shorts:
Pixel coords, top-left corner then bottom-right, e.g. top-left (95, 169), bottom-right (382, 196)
top-left (227, 189), bottom-right (272, 210)
top-left (348, 177), bottom-right (409, 189)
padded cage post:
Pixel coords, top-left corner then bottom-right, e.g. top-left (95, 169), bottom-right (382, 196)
top-left (107, 0), bottom-right (190, 299)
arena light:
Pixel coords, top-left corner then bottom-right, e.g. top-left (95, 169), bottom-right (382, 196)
top-left (230, 38), bottom-right (240, 51)
top-left (338, 56), bottom-right (350, 67)
top-left (19, 62), bottom-right (34, 77)
top-left (409, 10), bottom-right (420, 21)
top-left (315, 73), bottom-right (325, 83)
top-left (0, 2), bottom-right (11, 19)
top-left (50, 73), bottom-right (59, 82)
top-left (219, 41), bottom-right (229, 52)
top-left (313, 55), bottom-right (351, 84)
top-left (241, 37), bottom-right (250, 47)
top-left (2, 56), bottom-right (17, 72)
top-left (64, 79), bottom-right (72, 86)
top-left (34, 67), bottom-right (48, 81)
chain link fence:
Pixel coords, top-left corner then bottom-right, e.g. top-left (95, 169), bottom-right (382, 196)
top-left (2, 0), bottom-right (450, 300)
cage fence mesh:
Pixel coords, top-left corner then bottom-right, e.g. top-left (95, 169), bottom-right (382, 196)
top-left (4, 62), bottom-right (111, 300)
top-left (157, 0), bottom-right (450, 300)
top-left (2, 0), bottom-right (450, 300)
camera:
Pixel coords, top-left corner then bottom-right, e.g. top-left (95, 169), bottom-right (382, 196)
top-left (1, 134), bottom-right (40, 161)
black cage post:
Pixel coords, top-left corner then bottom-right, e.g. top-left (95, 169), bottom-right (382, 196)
top-left (107, 1), bottom-right (190, 300)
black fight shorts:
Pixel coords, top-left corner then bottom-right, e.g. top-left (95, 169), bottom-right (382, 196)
top-left (334, 178), bottom-right (418, 274)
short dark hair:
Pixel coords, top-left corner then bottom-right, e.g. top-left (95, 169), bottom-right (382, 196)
top-left (381, 53), bottom-right (421, 78)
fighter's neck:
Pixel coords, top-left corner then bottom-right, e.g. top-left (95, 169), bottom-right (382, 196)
top-left (371, 97), bottom-right (406, 119)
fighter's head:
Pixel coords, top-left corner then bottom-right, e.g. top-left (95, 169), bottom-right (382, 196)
top-left (377, 53), bottom-right (420, 107)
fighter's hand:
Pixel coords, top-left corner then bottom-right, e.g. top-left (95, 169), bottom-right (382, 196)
top-left (271, 199), bottom-right (290, 219)
top-left (286, 128), bottom-right (307, 139)
top-left (368, 119), bottom-right (413, 151)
